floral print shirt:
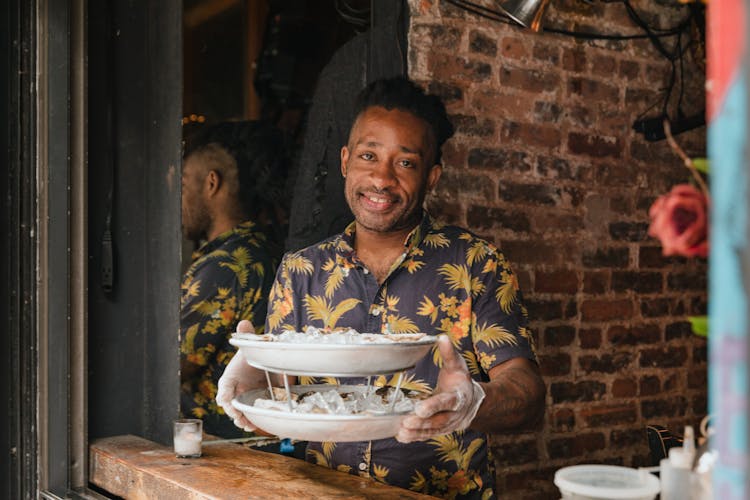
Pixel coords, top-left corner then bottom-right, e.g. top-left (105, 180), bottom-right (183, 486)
top-left (266, 214), bottom-right (537, 499)
top-left (180, 221), bottom-right (276, 437)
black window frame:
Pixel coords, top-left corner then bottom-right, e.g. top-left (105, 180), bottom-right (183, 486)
top-left (5, 0), bottom-right (182, 497)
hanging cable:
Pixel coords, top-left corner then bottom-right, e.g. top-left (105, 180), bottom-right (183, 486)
top-left (444, 0), bottom-right (704, 139)
top-left (445, 0), bottom-right (695, 42)
top-left (334, 0), bottom-right (370, 29)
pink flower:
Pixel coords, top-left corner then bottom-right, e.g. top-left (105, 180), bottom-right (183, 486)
top-left (648, 184), bottom-right (709, 258)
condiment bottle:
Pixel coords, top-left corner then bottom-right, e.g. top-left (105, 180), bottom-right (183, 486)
top-left (660, 425), bottom-right (696, 500)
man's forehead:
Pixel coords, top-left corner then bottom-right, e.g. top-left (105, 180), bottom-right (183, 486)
top-left (355, 138), bottom-right (422, 156)
top-left (350, 107), bottom-right (435, 148)
top-left (352, 105), bottom-right (424, 127)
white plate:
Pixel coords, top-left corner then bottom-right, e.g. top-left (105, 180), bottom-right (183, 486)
top-left (229, 333), bottom-right (436, 376)
top-left (232, 385), bottom-right (413, 442)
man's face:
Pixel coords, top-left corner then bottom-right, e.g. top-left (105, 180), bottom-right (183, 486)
top-left (181, 154), bottom-right (211, 242)
top-left (341, 106), bottom-right (442, 235)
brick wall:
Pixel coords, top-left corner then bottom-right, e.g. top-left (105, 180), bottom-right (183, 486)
top-left (408, 1), bottom-right (708, 498)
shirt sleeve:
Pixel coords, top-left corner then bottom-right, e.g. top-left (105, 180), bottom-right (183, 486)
top-left (470, 246), bottom-right (537, 375)
top-left (264, 251), bottom-right (302, 334)
top-left (180, 253), bottom-right (269, 366)
top-left (181, 266), bottom-right (235, 368)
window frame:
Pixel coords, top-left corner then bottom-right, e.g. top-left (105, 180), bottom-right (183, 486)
top-left (15, 0), bottom-right (182, 497)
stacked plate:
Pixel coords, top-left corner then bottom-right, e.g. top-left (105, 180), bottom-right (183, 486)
top-left (229, 331), bottom-right (436, 377)
top-left (229, 331), bottom-right (437, 442)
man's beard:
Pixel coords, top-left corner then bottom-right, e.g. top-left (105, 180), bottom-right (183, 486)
top-left (182, 205), bottom-right (211, 243)
top-left (346, 184), bottom-right (424, 234)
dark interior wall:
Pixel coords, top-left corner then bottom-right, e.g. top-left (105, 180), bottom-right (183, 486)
top-left (285, 0), bottom-right (409, 250)
top-left (88, 0), bottom-right (182, 444)
top-left (183, 3), bottom-right (245, 121)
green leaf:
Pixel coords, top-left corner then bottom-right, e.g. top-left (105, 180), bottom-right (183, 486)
top-left (688, 315), bottom-right (708, 337)
top-left (692, 158), bottom-right (710, 175)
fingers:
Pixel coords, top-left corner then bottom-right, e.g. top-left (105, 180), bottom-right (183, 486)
top-left (399, 401), bottom-right (462, 443)
top-left (414, 391), bottom-right (459, 418)
top-left (232, 414), bottom-right (257, 433)
top-left (397, 427), bottom-right (450, 443)
top-left (216, 386), bottom-right (233, 407)
top-left (221, 403), bottom-right (242, 421)
top-left (397, 413), bottom-right (457, 443)
top-left (236, 319), bottom-right (255, 333)
top-left (401, 412), bottom-right (456, 432)
top-left (217, 383), bottom-right (257, 432)
top-left (216, 377), bottom-right (241, 419)
top-left (437, 335), bottom-right (464, 372)
top-left (452, 389), bottom-right (466, 412)
top-left (217, 396), bottom-right (240, 421)
top-left (397, 337), bottom-right (473, 442)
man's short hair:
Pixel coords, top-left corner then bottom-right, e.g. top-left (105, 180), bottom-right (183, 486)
top-left (185, 121), bottom-right (287, 220)
top-left (352, 77), bottom-right (454, 165)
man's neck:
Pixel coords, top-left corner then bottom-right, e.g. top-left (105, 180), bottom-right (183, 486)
top-left (353, 223), bottom-right (416, 284)
top-left (206, 215), bottom-right (244, 242)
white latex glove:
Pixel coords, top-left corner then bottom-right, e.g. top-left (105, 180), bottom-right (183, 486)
top-left (396, 335), bottom-right (485, 443)
top-left (216, 319), bottom-right (265, 432)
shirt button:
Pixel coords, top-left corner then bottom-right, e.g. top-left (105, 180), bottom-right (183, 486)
top-left (363, 268), bottom-right (370, 274)
top-left (358, 462), bottom-right (367, 471)
top-left (371, 307), bottom-right (381, 316)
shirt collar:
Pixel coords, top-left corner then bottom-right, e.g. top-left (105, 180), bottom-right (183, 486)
top-left (337, 212), bottom-right (434, 259)
top-left (192, 220), bottom-right (257, 260)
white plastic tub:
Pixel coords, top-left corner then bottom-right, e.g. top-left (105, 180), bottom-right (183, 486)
top-left (554, 465), bottom-right (660, 500)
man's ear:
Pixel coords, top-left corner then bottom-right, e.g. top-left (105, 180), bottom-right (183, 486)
top-left (427, 164), bottom-right (442, 192)
top-left (340, 146), bottom-right (350, 178)
top-left (205, 169), bottom-right (222, 196)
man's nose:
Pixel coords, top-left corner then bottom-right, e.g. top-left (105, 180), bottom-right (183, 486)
top-left (369, 160), bottom-right (397, 188)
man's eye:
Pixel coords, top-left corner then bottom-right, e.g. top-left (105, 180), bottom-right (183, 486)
top-left (360, 152), bottom-right (374, 161)
top-left (398, 159), bottom-right (414, 168)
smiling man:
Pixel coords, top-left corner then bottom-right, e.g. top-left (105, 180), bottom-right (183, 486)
top-left (218, 78), bottom-right (546, 499)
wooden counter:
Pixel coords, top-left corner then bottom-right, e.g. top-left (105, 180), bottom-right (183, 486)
top-left (90, 435), bottom-right (436, 499)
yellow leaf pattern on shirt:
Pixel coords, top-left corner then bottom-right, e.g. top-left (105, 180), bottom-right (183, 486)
top-left (285, 253), bottom-right (314, 274)
top-left (373, 464), bottom-right (390, 482)
top-left (423, 232), bottom-right (450, 248)
top-left (180, 221), bottom-right (274, 430)
top-left (385, 314), bottom-right (420, 334)
top-left (303, 295), bottom-right (361, 328)
top-left (417, 296), bottom-right (439, 323)
top-left (181, 323), bottom-right (200, 355)
top-left (466, 240), bottom-right (490, 266)
top-left (462, 349), bottom-right (481, 376)
top-left (373, 372), bottom-right (432, 394)
top-left (439, 263), bottom-right (472, 293)
top-left (217, 247), bottom-right (256, 287)
top-left (272, 216), bottom-right (534, 500)
top-left (323, 259), bottom-right (346, 298)
top-left (495, 269), bottom-right (519, 314)
top-left (473, 319), bottom-right (518, 348)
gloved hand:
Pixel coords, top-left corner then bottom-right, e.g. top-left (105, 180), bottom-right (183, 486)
top-left (396, 335), bottom-right (485, 443)
top-left (216, 319), bottom-right (265, 432)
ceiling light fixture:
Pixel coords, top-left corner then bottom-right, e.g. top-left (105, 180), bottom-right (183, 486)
top-left (496, 0), bottom-right (551, 31)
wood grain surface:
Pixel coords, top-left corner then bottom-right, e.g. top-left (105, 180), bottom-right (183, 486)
top-left (90, 435), bottom-right (436, 499)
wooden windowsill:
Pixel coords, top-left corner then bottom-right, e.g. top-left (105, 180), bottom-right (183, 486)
top-left (90, 435), bottom-right (435, 499)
